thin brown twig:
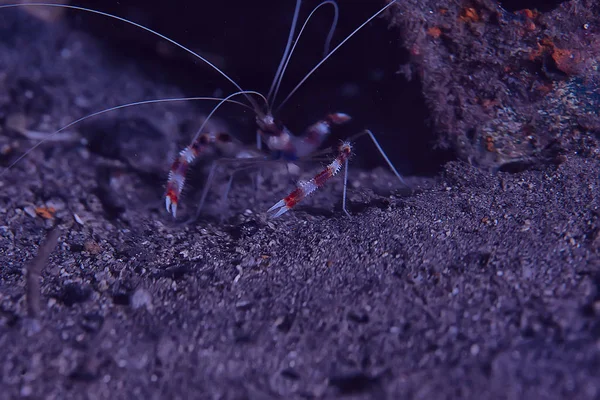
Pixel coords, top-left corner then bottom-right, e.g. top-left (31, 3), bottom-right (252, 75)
top-left (25, 228), bottom-right (60, 319)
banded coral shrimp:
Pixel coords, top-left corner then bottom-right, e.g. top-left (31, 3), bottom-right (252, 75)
top-left (0, 0), bottom-right (412, 223)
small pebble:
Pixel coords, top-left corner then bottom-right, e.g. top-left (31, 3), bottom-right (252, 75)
top-left (23, 206), bottom-right (37, 218)
top-left (73, 213), bottom-right (84, 225)
top-left (131, 288), bottom-right (153, 312)
top-left (20, 385), bottom-right (32, 397)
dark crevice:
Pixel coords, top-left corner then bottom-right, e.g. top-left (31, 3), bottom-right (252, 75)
top-left (65, 0), bottom-right (451, 177)
top-left (499, 0), bottom-right (568, 13)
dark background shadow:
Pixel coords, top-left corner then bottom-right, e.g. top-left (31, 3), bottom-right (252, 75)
top-left (66, 0), bottom-right (453, 176)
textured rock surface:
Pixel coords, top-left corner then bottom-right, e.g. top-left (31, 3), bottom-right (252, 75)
top-left (386, 0), bottom-right (600, 169)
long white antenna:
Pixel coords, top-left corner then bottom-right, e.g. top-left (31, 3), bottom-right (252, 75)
top-left (266, 0), bottom-right (303, 107)
top-left (0, 96), bottom-right (251, 177)
top-left (270, 0), bottom-right (339, 108)
top-left (276, 0), bottom-right (397, 112)
top-left (192, 91), bottom-right (268, 143)
top-left (0, 3), bottom-right (261, 109)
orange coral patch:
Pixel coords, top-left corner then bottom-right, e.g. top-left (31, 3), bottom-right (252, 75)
top-left (427, 26), bottom-right (442, 39)
top-left (35, 206), bottom-right (56, 219)
top-left (459, 7), bottom-right (480, 23)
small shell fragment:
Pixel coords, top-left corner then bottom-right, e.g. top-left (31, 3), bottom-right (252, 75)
top-left (23, 206), bottom-right (37, 218)
top-left (73, 213), bottom-right (84, 225)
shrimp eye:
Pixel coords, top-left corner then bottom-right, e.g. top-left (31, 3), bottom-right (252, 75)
top-left (198, 134), bottom-right (210, 145)
top-left (274, 119), bottom-right (285, 132)
top-left (217, 132), bottom-right (232, 143)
